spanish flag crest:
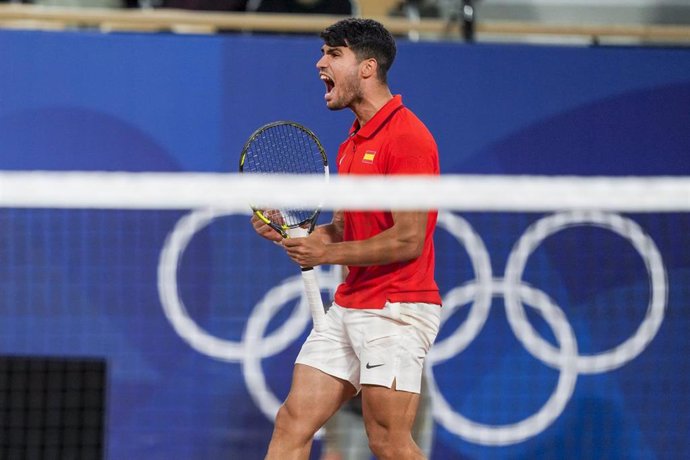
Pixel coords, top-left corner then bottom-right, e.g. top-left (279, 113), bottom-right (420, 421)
top-left (362, 150), bottom-right (377, 164)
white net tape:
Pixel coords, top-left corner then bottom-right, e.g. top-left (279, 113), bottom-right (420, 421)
top-left (1, 171), bottom-right (689, 211)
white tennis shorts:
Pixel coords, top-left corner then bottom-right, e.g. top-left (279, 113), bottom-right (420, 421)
top-left (295, 302), bottom-right (441, 394)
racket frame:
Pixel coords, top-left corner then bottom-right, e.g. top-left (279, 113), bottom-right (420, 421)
top-left (239, 120), bottom-right (329, 238)
top-left (239, 120), bottom-right (330, 332)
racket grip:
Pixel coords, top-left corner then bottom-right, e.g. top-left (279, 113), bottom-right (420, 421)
top-left (300, 268), bottom-right (328, 333)
top-left (286, 227), bottom-right (328, 332)
top-left (286, 227), bottom-right (309, 238)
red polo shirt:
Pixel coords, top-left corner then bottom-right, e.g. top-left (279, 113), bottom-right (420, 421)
top-left (333, 95), bottom-right (442, 309)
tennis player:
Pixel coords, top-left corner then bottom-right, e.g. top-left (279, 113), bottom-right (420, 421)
top-left (251, 18), bottom-right (441, 460)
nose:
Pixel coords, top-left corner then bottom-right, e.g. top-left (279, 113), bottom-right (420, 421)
top-left (316, 54), bottom-right (327, 70)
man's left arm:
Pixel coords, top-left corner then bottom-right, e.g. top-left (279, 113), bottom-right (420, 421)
top-left (281, 210), bottom-right (427, 268)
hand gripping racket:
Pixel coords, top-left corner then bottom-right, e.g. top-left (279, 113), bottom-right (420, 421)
top-left (239, 121), bottom-right (330, 332)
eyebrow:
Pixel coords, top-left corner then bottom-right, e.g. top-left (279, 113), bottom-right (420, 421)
top-left (321, 45), bottom-right (344, 55)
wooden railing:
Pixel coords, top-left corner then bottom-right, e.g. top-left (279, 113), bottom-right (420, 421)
top-left (0, 4), bottom-right (689, 43)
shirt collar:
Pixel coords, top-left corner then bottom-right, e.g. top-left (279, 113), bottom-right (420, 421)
top-left (348, 95), bottom-right (404, 139)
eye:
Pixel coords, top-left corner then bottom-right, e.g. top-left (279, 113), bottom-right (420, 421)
top-left (325, 48), bottom-right (342, 58)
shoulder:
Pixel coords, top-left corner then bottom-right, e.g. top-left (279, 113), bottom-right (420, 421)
top-left (388, 107), bottom-right (437, 150)
top-left (382, 108), bottom-right (439, 174)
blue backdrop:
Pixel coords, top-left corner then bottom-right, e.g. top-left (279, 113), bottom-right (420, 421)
top-left (0, 29), bottom-right (689, 459)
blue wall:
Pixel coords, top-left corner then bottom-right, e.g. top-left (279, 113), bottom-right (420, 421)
top-left (0, 30), bottom-right (689, 459)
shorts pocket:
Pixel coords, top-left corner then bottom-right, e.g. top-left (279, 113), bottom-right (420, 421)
top-left (360, 332), bottom-right (401, 389)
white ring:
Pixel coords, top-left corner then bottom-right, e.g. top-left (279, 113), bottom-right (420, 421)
top-left (504, 211), bottom-right (667, 373)
top-left (158, 209), bottom-right (309, 362)
top-left (430, 212), bottom-right (493, 363)
top-left (426, 281), bottom-right (579, 446)
top-left (242, 276), bottom-right (310, 421)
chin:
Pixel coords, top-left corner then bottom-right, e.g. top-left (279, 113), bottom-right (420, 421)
top-left (326, 101), bottom-right (346, 111)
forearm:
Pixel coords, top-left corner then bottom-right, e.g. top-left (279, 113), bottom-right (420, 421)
top-left (281, 211), bottom-right (426, 268)
top-left (312, 222), bottom-right (344, 244)
top-left (324, 213), bottom-right (426, 266)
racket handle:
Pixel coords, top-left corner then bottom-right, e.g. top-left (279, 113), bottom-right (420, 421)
top-left (286, 227), bottom-right (309, 238)
top-left (286, 227), bottom-right (328, 332)
top-left (301, 267), bottom-right (328, 333)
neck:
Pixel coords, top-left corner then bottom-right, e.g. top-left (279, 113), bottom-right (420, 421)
top-left (351, 85), bottom-right (393, 127)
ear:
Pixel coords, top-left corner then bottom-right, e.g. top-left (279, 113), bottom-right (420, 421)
top-left (360, 58), bottom-right (378, 80)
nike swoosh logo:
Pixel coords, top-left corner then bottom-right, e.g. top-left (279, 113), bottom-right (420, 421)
top-left (365, 363), bottom-right (384, 369)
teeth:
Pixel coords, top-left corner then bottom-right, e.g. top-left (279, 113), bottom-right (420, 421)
top-left (320, 74), bottom-right (334, 97)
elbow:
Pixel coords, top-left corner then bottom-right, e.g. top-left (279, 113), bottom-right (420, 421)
top-left (399, 239), bottom-right (424, 262)
top-left (391, 213), bottom-right (428, 262)
top-left (411, 240), bottom-right (425, 260)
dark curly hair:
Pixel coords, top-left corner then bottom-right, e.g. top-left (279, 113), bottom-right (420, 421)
top-left (320, 18), bottom-right (397, 83)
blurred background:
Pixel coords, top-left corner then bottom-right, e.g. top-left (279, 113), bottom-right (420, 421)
top-left (2, 0), bottom-right (690, 25)
top-left (0, 1), bottom-right (689, 460)
top-left (1, 0), bottom-right (690, 39)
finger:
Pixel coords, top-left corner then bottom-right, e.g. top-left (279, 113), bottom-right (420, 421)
top-left (265, 230), bottom-right (283, 242)
top-left (251, 216), bottom-right (283, 242)
top-left (283, 245), bottom-right (300, 256)
top-left (281, 238), bottom-right (303, 247)
top-left (250, 215), bottom-right (265, 231)
top-left (251, 215), bottom-right (270, 229)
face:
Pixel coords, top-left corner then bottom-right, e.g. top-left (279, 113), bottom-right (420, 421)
top-left (316, 44), bottom-right (364, 111)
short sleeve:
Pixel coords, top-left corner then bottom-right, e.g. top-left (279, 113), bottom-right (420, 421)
top-left (385, 130), bottom-right (439, 176)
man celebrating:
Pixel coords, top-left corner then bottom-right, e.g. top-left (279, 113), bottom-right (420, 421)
top-left (252, 18), bottom-right (441, 460)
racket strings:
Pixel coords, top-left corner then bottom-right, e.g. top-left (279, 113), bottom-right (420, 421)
top-left (242, 123), bottom-right (326, 228)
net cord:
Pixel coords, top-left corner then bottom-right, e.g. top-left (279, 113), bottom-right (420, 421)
top-left (0, 171), bottom-right (688, 212)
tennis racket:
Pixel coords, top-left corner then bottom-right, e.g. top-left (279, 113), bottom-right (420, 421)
top-left (239, 121), bottom-right (330, 332)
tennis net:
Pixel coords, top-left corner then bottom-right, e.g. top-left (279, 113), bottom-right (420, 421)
top-left (0, 171), bottom-right (688, 459)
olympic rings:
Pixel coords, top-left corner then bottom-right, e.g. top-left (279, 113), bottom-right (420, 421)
top-left (158, 209), bottom-right (312, 363)
top-left (157, 209), bottom-right (667, 446)
top-left (157, 208), bottom-right (340, 432)
top-left (503, 210), bottom-right (667, 374)
top-left (426, 280), bottom-right (578, 446)
top-left (427, 212), bottom-right (493, 364)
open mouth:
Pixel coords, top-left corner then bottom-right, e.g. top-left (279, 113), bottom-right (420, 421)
top-left (320, 74), bottom-right (335, 94)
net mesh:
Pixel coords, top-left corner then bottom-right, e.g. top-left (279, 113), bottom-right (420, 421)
top-left (0, 172), bottom-right (688, 459)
